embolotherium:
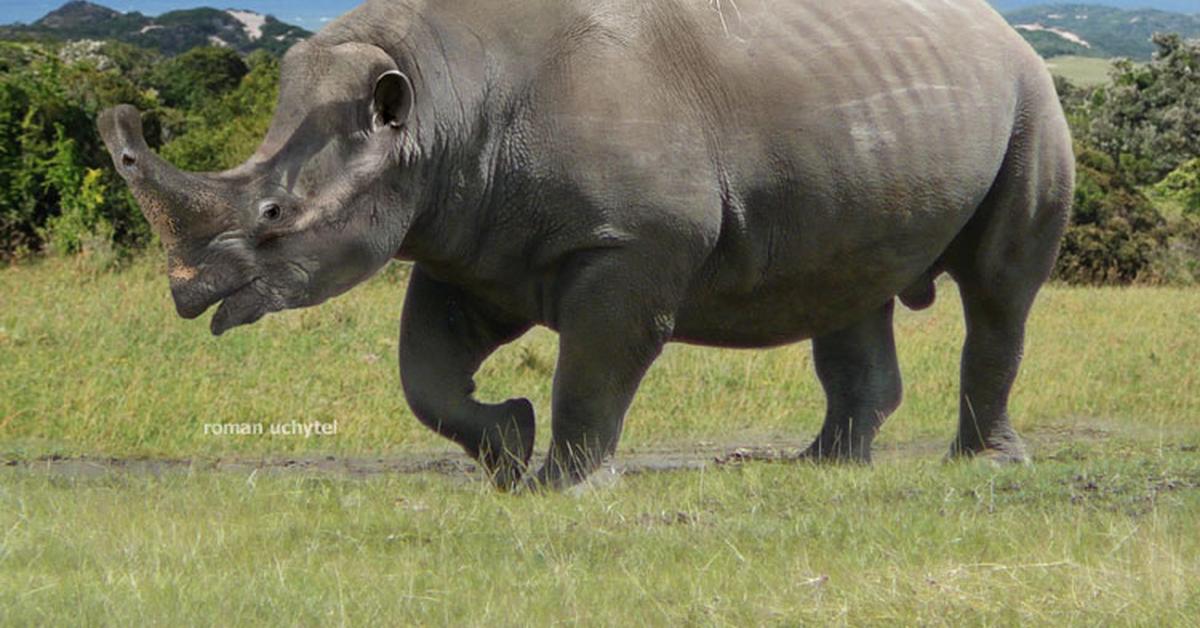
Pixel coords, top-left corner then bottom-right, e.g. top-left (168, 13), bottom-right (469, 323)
top-left (98, 0), bottom-right (1074, 490)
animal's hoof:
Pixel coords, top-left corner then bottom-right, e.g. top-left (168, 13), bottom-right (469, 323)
top-left (945, 438), bottom-right (1030, 466)
top-left (517, 468), bottom-right (560, 494)
top-left (799, 440), bottom-right (873, 464)
top-left (489, 464), bottom-right (527, 492)
top-left (519, 463), bottom-right (617, 495)
top-left (477, 398), bottom-right (536, 491)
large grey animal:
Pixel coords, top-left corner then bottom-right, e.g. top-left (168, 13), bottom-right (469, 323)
top-left (99, 0), bottom-right (1073, 489)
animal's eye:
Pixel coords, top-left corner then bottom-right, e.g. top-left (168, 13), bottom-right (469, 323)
top-left (260, 202), bottom-right (282, 222)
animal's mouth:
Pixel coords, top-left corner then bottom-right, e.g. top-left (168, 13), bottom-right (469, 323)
top-left (209, 279), bottom-right (276, 336)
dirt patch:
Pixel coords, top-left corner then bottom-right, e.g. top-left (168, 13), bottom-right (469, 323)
top-left (1, 443), bottom-right (749, 481)
top-left (2, 423), bottom-right (1186, 481)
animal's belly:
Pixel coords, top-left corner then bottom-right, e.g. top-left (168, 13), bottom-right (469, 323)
top-left (671, 209), bottom-right (961, 348)
top-left (673, 276), bottom-right (900, 348)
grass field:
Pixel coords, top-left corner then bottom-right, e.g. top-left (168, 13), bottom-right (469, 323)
top-left (1045, 55), bottom-right (1116, 87)
top-left (2, 257), bottom-right (1199, 624)
top-left (3, 443), bottom-right (1198, 625)
top-left (2, 256), bottom-right (1198, 459)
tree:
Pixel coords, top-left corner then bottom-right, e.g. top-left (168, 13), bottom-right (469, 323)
top-left (160, 50), bottom-right (279, 172)
top-left (1153, 158), bottom-right (1200, 216)
top-left (0, 40), bottom-right (152, 257)
top-left (1085, 34), bottom-right (1200, 184)
top-left (148, 45), bottom-right (248, 109)
top-left (1055, 144), bottom-right (1171, 285)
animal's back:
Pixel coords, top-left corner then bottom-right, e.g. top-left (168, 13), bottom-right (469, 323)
top-left (326, 0), bottom-right (1067, 345)
top-left (620, 0), bottom-right (1067, 344)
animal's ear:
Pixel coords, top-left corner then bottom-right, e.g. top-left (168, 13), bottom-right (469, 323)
top-left (372, 70), bottom-right (414, 129)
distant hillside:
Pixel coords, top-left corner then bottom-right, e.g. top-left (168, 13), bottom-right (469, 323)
top-left (0, 1), bottom-right (309, 56)
top-left (993, 0), bottom-right (1199, 13)
top-left (1003, 4), bottom-right (1200, 59)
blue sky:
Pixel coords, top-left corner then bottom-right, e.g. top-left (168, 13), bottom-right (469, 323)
top-left (1, 0), bottom-right (362, 27)
top-left (1, 0), bottom-right (1197, 28)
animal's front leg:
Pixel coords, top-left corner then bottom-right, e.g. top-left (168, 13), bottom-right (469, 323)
top-left (532, 254), bottom-right (677, 490)
top-left (399, 265), bottom-right (533, 490)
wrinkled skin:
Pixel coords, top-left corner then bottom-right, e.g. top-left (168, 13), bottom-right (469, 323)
top-left (100, 0), bottom-right (1074, 491)
top-left (99, 43), bottom-right (412, 335)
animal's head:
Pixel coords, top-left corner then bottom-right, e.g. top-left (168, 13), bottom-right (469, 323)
top-left (99, 42), bottom-right (420, 335)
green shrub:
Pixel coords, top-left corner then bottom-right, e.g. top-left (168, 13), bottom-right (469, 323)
top-left (148, 45), bottom-right (248, 109)
top-left (1084, 34), bottom-right (1200, 184)
top-left (159, 50), bottom-right (278, 171)
top-left (1153, 158), bottom-right (1200, 216)
top-left (0, 40), bottom-right (277, 260)
top-left (0, 41), bottom-right (152, 259)
top-left (1054, 144), bottom-right (1171, 285)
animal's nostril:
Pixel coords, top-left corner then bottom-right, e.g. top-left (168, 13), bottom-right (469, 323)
top-left (121, 150), bottom-right (137, 167)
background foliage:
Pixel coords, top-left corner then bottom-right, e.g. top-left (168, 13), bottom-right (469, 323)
top-left (0, 39), bottom-right (277, 261)
top-left (1052, 34), bottom-right (1200, 284)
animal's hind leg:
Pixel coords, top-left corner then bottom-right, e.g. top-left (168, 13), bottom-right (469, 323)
top-left (399, 265), bottom-right (534, 490)
top-left (943, 101), bottom-right (1073, 463)
top-left (946, 282), bottom-right (1036, 462)
top-left (803, 300), bottom-right (903, 462)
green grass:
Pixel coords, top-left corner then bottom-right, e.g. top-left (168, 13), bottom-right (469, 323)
top-left (2, 256), bottom-right (1199, 460)
top-left (1045, 55), bottom-right (1116, 87)
top-left (2, 257), bottom-right (1200, 624)
top-left (2, 440), bottom-right (1198, 625)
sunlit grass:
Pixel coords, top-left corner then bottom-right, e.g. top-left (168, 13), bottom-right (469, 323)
top-left (1045, 55), bottom-right (1116, 87)
top-left (1, 439), bottom-right (1198, 624)
top-left (2, 256), bottom-right (1199, 460)
top-left (2, 257), bottom-right (1199, 624)
top-left (2, 255), bottom-right (1200, 461)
